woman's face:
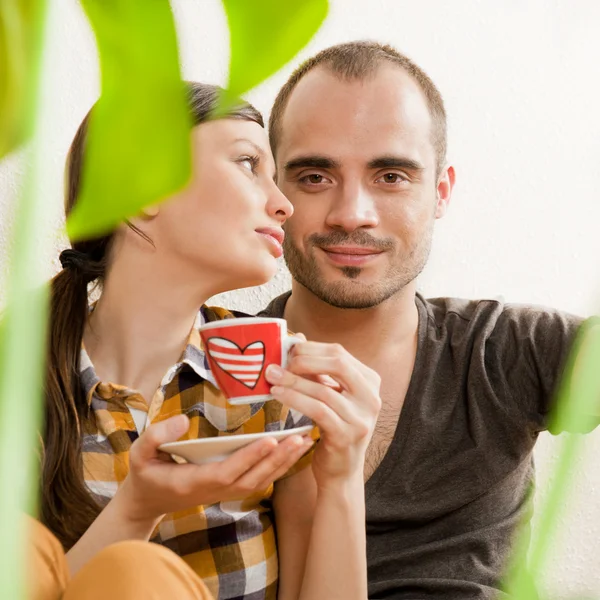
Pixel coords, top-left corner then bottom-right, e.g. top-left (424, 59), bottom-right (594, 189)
top-left (139, 118), bottom-right (293, 294)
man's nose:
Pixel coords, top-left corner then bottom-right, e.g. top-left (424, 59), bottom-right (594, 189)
top-left (325, 182), bottom-right (379, 232)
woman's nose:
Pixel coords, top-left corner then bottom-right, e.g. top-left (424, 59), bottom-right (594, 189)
top-left (267, 183), bottom-right (294, 222)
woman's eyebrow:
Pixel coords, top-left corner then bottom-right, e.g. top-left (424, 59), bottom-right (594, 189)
top-left (232, 138), bottom-right (267, 157)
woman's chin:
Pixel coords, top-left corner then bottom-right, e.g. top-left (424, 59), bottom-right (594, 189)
top-left (227, 260), bottom-right (278, 290)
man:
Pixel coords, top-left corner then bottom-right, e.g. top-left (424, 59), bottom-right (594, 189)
top-left (259, 41), bottom-right (595, 598)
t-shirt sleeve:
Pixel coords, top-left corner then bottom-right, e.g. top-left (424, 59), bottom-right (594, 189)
top-left (488, 305), bottom-right (584, 433)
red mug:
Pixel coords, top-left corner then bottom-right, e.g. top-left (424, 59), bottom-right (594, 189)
top-left (199, 317), bottom-right (299, 405)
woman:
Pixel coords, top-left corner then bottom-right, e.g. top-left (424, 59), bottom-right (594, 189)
top-left (33, 82), bottom-right (381, 600)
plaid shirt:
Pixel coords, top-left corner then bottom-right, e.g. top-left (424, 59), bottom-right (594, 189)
top-left (80, 305), bottom-right (315, 600)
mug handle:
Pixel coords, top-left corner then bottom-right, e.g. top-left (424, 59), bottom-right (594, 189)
top-left (282, 334), bottom-right (301, 368)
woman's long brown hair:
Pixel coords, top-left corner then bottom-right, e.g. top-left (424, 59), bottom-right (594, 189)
top-left (41, 83), bottom-right (264, 549)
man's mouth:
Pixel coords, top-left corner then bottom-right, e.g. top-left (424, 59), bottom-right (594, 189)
top-left (319, 245), bottom-right (384, 266)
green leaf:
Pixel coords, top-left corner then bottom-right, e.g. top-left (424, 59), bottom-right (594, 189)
top-left (66, 0), bottom-right (192, 241)
top-left (0, 0), bottom-right (46, 159)
top-left (503, 318), bottom-right (600, 599)
top-left (0, 2), bottom-right (50, 597)
top-left (222, 0), bottom-right (329, 97)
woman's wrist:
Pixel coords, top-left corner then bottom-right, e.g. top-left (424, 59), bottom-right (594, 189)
top-left (111, 478), bottom-right (164, 537)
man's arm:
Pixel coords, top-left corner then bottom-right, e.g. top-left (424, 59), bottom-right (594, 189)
top-left (274, 466), bottom-right (368, 600)
top-left (267, 341), bottom-right (381, 600)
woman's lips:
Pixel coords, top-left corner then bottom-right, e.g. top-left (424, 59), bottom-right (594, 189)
top-left (257, 231), bottom-right (283, 258)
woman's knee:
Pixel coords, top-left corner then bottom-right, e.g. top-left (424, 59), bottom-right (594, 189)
top-left (64, 540), bottom-right (213, 600)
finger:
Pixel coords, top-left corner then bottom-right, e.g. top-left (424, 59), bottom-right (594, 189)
top-left (267, 366), bottom-right (358, 424)
top-left (133, 415), bottom-right (190, 464)
top-left (292, 342), bottom-right (380, 385)
top-left (291, 355), bottom-right (380, 409)
top-left (270, 385), bottom-right (348, 437)
top-left (235, 435), bottom-right (307, 490)
top-left (255, 437), bottom-right (314, 489)
top-left (158, 437), bottom-right (280, 497)
top-left (317, 373), bottom-right (343, 390)
top-left (272, 354), bottom-right (369, 398)
top-left (209, 437), bottom-right (279, 483)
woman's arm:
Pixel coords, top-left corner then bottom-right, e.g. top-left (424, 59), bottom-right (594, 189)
top-left (65, 488), bottom-right (159, 575)
top-left (66, 414), bottom-right (312, 575)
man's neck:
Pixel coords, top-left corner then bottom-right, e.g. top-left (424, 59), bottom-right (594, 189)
top-left (283, 281), bottom-right (419, 364)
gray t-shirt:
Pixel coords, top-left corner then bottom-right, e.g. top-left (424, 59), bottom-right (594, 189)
top-left (259, 292), bottom-right (585, 599)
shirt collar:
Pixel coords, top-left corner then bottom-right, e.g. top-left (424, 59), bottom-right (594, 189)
top-left (81, 306), bottom-right (218, 406)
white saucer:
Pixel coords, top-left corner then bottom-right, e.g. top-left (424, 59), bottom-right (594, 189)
top-left (159, 425), bottom-right (314, 465)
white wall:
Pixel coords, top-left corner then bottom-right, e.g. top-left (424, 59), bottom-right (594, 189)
top-left (1, 0), bottom-right (599, 596)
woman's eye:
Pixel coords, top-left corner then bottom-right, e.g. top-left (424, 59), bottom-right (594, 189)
top-left (239, 158), bottom-right (254, 172)
top-left (237, 155), bottom-right (259, 174)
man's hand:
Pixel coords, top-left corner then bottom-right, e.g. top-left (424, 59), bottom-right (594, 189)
top-left (266, 341), bottom-right (381, 486)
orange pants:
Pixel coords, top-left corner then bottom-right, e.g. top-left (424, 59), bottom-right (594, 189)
top-left (29, 519), bottom-right (213, 600)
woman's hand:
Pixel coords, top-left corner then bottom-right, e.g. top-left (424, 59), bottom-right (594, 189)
top-left (265, 341), bottom-right (381, 487)
top-left (114, 415), bottom-right (313, 527)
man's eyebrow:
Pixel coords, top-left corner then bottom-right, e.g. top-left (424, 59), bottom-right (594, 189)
top-left (367, 156), bottom-right (425, 171)
top-left (283, 156), bottom-right (341, 171)
top-left (232, 138), bottom-right (267, 157)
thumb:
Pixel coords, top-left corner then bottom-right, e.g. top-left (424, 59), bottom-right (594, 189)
top-left (135, 415), bottom-right (190, 462)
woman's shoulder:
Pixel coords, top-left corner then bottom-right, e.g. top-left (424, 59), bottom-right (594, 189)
top-left (201, 305), bottom-right (254, 322)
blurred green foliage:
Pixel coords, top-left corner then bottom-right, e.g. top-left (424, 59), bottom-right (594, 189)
top-left (0, 1), bottom-right (328, 598)
top-left (503, 319), bottom-right (600, 599)
top-left (0, 0), bottom-right (45, 159)
top-left (0, 1), bottom-right (49, 598)
top-left (65, 0), bottom-right (192, 240)
top-left (223, 0), bottom-right (328, 97)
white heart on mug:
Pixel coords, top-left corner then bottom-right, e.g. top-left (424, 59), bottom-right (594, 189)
top-left (206, 337), bottom-right (266, 389)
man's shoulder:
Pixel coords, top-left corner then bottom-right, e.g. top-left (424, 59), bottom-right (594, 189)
top-left (420, 293), bottom-right (583, 342)
top-left (257, 291), bottom-right (291, 319)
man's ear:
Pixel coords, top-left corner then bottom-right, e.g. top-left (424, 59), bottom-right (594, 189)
top-left (435, 164), bottom-right (455, 219)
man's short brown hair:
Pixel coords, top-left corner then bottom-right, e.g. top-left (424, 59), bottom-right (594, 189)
top-left (269, 41), bottom-right (447, 175)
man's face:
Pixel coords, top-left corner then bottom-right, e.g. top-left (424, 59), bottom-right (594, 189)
top-left (276, 64), bottom-right (453, 309)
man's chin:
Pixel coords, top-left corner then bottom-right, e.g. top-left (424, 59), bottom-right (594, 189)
top-left (305, 279), bottom-right (394, 310)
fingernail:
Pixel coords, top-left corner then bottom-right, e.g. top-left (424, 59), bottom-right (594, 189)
top-left (266, 364), bottom-right (284, 382)
top-left (270, 385), bottom-right (284, 396)
top-left (169, 415), bottom-right (189, 436)
top-left (262, 440), bottom-right (276, 456)
top-left (288, 436), bottom-right (302, 451)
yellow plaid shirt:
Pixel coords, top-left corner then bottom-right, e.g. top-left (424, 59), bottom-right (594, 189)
top-left (80, 305), bottom-right (315, 600)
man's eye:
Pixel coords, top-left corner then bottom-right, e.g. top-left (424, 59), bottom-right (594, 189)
top-left (379, 173), bottom-right (404, 184)
top-left (301, 174), bottom-right (325, 184)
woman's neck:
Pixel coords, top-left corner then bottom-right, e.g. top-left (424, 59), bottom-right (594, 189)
top-left (83, 250), bottom-right (211, 402)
